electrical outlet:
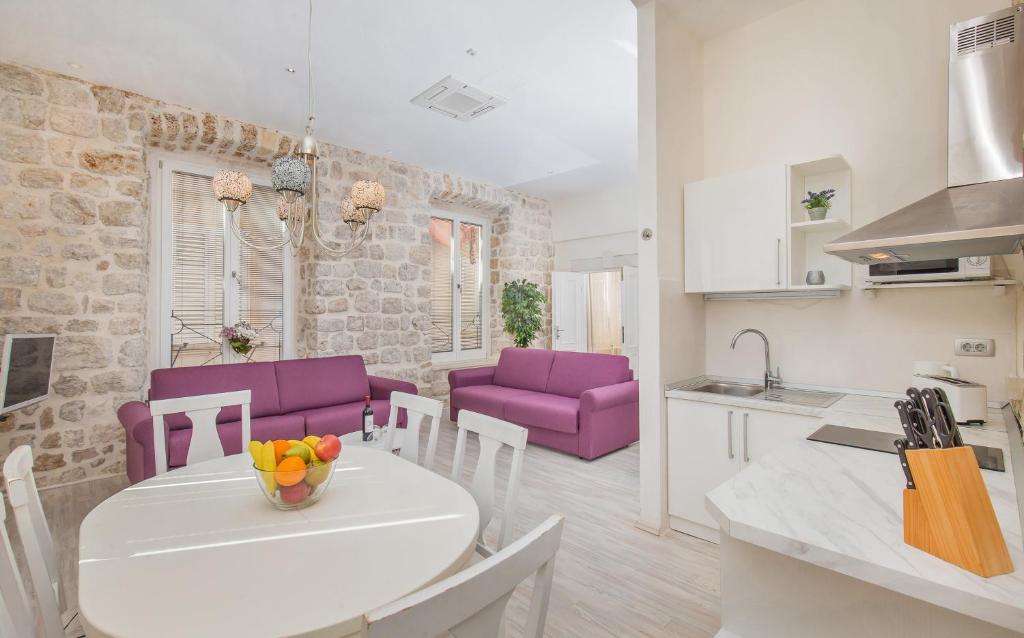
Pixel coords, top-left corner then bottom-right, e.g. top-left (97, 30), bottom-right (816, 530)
top-left (954, 338), bottom-right (994, 357)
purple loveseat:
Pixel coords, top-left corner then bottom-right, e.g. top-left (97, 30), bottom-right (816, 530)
top-left (117, 356), bottom-right (417, 483)
top-left (448, 348), bottom-right (638, 460)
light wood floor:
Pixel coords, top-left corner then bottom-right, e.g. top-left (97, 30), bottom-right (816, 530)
top-left (25, 415), bottom-right (722, 637)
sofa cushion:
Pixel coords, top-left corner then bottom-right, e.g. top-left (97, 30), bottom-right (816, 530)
top-left (293, 400), bottom-right (391, 438)
top-left (275, 355), bottom-right (371, 413)
top-left (545, 351), bottom-right (632, 398)
top-left (150, 362), bottom-right (282, 425)
top-left (491, 348), bottom-right (555, 393)
top-left (451, 385), bottom-right (537, 417)
top-left (503, 392), bottom-right (580, 434)
top-left (165, 414), bottom-right (306, 468)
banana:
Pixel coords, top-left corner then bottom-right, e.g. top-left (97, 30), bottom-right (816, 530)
top-left (247, 441), bottom-right (263, 466)
top-left (260, 441), bottom-right (278, 494)
top-left (302, 435), bottom-right (321, 450)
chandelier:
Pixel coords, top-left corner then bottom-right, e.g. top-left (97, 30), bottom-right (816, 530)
top-left (211, 0), bottom-right (385, 256)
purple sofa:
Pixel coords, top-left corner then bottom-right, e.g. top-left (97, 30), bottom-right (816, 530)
top-left (448, 348), bottom-right (638, 460)
top-left (117, 356), bottom-right (417, 483)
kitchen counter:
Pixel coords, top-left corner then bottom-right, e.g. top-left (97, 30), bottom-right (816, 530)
top-left (668, 380), bottom-right (1024, 636)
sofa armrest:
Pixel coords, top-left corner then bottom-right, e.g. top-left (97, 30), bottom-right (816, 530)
top-left (580, 380), bottom-right (639, 413)
top-left (368, 375), bottom-right (418, 401)
top-left (448, 366), bottom-right (496, 390)
top-left (117, 400), bottom-right (152, 444)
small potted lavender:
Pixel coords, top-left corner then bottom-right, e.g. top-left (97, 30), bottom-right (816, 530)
top-left (221, 321), bottom-right (258, 357)
top-left (801, 188), bottom-right (836, 221)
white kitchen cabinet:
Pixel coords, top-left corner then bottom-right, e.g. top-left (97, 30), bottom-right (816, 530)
top-left (684, 164), bottom-right (788, 293)
top-left (667, 398), bottom-right (821, 542)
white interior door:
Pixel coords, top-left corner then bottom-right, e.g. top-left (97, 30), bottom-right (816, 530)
top-left (620, 266), bottom-right (639, 374)
top-left (552, 272), bottom-right (587, 351)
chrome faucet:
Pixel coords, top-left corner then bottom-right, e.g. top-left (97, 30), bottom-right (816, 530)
top-left (730, 328), bottom-right (782, 392)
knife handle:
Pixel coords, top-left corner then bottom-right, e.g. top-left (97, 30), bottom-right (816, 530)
top-left (894, 438), bottom-right (915, 489)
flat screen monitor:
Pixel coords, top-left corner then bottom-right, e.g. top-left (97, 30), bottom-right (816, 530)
top-left (0, 334), bottom-right (56, 414)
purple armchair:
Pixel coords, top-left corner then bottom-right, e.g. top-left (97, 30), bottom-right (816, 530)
top-left (118, 355), bottom-right (417, 483)
top-left (449, 348), bottom-right (638, 460)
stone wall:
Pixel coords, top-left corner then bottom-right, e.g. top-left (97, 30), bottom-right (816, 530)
top-left (0, 61), bottom-right (552, 487)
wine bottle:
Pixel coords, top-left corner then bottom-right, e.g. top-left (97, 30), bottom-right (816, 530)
top-left (362, 395), bottom-right (374, 442)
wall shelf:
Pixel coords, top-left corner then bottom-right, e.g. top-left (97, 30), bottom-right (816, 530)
top-left (790, 218), bottom-right (849, 233)
top-left (862, 279), bottom-right (1017, 298)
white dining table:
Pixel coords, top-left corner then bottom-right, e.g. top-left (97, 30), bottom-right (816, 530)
top-left (78, 446), bottom-right (480, 638)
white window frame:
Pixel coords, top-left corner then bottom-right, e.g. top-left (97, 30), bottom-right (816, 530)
top-left (431, 211), bottom-right (490, 364)
top-left (150, 156), bottom-right (296, 369)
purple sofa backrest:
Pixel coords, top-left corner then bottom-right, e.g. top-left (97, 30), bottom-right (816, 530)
top-left (275, 355), bottom-right (371, 413)
top-left (150, 361), bottom-right (282, 426)
top-left (545, 351), bottom-right (632, 398)
top-left (492, 348), bottom-right (556, 392)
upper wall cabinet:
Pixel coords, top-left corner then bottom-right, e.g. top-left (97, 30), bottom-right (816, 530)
top-left (684, 156), bottom-right (852, 295)
top-left (684, 165), bottom-right (788, 293)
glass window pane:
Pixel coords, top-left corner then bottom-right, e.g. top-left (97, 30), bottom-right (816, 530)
top-left (238, 184), bottom-right (285, 362)
top-left (459, 222), bottom-right (483, 352)
top-left (170, 171), bottom-right (224, 367)
top-left (430, 217), bottom-right (454, 354)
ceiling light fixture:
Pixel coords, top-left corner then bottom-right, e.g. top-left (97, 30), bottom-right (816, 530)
top-left (285, 67), bottom-right (296, 73)
top-left (212, 0), bottom-right (385, 256)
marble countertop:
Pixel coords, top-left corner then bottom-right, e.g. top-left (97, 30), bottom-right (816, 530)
top-left (702, 392), bottom-right (1024, 632)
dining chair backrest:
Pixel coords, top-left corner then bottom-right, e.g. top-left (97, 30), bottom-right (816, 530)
top-left (3, 446), bottom-right (64, 638)
top-left (0, 488), bottom-right (34, 638)
top-left (384, 392), bottom-right (443, 470)
top-left (149, 390), bottom-right (252, 475)
top-left (364, 515), bottom-right (564, 638)
top-left (450, 410), bottom-right (528, 553)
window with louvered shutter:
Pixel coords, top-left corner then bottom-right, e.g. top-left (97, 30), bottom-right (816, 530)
top-left (430, 213), bottom-right (488, 361)
top-left (167, 169), bottom-right (286, 367)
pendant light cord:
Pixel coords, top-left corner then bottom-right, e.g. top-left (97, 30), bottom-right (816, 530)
top-left (306, 0), bottom-right (315, 129)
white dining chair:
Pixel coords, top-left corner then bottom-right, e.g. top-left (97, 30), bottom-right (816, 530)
top-left (451, 410), bottom-right (528, 555)
top-left (0, 490), bottom-right (34, 638)
top-left (3, 446), bottom-right (84, 638)
top-left (149, 389), bottom-right (251, 475)
top-left (341, 392), bottom-right (443, 471)
top-left (364, 514), bottom-right (564, 638)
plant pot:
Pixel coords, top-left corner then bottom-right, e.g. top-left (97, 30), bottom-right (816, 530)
top-left (808, 207), bottom-right (828, 221)
top-left (805, 270), bottom-right (826, 286)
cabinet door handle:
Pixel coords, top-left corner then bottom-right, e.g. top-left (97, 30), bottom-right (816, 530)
top-left (726, 410), bottom-right (734, 460)
top-left (776, 238), bottom-right (782, 286)
top-left (742, 413), bottom-right (750, 463)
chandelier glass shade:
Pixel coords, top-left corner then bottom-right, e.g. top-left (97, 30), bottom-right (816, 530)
top-left (208, 0), bottom-right (384, 257)
top-left (212, 170), bottom-right (252, 212)
top-left (271, 156), bottom-right (312, 202)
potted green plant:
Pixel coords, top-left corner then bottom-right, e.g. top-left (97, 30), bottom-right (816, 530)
top-left (501, 279), bottom-right (545, 348)
top-left (221, 321), bottom-right (257, 357)
top-left (800, 188), bottom-right (836, 221)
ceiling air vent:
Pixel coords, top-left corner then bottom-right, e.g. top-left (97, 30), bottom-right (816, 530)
top-left (411, 76), bottom-right (506, 122)
top-left (956, 14), bottom-right (1015, 55)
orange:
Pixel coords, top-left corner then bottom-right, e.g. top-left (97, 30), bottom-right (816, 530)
top-left (273, 439), bottom-right (291, 465)
top-left (275, 456), bottom-right (307, 487)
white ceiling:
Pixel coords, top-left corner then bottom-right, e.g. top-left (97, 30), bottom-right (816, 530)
top-left (0, 0), bottom-right (639, 200)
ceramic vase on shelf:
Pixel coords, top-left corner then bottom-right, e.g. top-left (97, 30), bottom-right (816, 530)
top-left (808, 207), bottom-right (828, 221)
top-left (805, 270), bottom-right (825, 285)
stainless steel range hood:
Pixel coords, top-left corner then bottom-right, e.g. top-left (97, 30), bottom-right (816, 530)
top-left (825, 5), bottom-right (1024, 264)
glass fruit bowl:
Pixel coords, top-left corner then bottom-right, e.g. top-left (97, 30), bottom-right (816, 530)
top-left (250, 436), bottom-right (341, 510)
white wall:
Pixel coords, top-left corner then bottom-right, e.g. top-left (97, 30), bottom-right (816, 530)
top-left (635, 0), bottom-right (706, 533)
top-left (551, 179), bottom-right (638, 270)
top-left (700, 0), bottom-right (1017, 400)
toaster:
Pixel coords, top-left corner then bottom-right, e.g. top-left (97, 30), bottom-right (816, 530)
top-left (910, 374), bottom-right (987, 425)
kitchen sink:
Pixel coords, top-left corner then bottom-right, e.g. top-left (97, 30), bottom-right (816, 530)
top-left (688, 382), bottom-right (764, 398)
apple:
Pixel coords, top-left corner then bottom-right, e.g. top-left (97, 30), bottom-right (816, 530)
top-left (314, 434), bottom-right (341, 462)
top-left (279, 481), bottom-right (310, 505)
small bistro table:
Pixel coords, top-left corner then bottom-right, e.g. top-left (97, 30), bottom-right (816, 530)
top-left (78, 446), bottom-right (479, 638)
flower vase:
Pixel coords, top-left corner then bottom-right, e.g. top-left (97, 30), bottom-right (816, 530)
top-left (808, 207), bottom-right (828, 221)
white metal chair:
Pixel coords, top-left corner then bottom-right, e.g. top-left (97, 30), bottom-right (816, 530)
top-left (341, 392), bottom-right (443, 471)
top-left (3, 446), bottom-right (83, 638)
top-left (451, 410), bottom-right (528, 555)
top-left (364, 514), bottom-right (564, 638)
top-left (149, 390), bottom-right (251, 475)
top-left (0, 490), bottom-right (34, 638)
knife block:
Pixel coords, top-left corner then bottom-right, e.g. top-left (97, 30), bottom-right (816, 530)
top-left (903, 446), bottom-right (1013, 577)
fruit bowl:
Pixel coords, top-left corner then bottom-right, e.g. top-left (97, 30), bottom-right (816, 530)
top-left (249, 435), bottom-right (341, 511)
